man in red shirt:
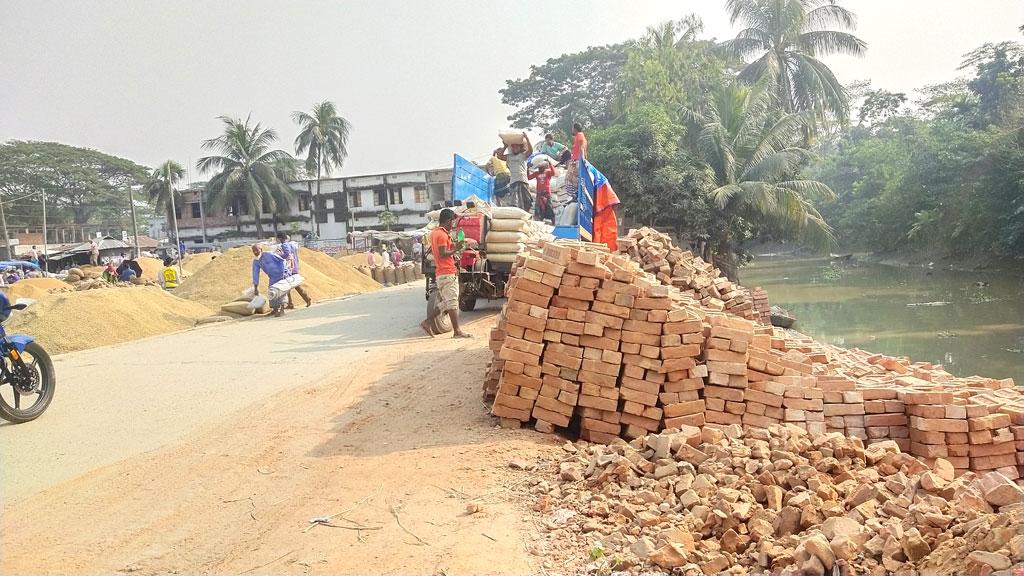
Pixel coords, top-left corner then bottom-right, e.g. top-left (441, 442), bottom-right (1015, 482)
top-left (421, 208), bottom-right (470, 338)
top-left (528, 159), bottom-right (556, 222)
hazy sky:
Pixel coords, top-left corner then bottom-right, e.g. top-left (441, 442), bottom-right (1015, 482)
top-left (1, 1), bottom-right (1021, 179)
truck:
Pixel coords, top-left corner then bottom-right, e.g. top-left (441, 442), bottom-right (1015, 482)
top-left (421, 154), bottom-right (597, 334)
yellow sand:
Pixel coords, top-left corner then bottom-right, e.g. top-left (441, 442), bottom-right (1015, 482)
top-left (175, 246), bottom-right (380, 308)
top-left (181, 252), bottom-right (221, 274)
top-left (337, 252), bottom-right (384, 267)
top-left (5, 287), bottom-right (214, 355)
top-left (1, 278), bottom-right (72, 301)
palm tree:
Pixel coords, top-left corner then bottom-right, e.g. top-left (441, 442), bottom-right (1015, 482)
top-left (196, 115), bottom-right (296, 239)
top-left (144, 160), bottom-right (185, 248)
top-left (292, 101), bottom-right (352, 237)
top-left (722, 0), bottom-right (866, 125)
top-left (690, 80), bottom-right (836, 278)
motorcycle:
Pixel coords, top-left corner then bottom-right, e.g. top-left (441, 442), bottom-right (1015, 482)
top-left (0, 293), bottom-right (55, 423)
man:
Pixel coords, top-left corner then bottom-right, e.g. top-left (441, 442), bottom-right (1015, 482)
top-left (528, 159), bottom-right (556, 222)
top-left (178, 240), bottom-right (187, 259)
top-left (381, 245), bottom-right (390, 267)
top-left (485, 153), bottom-right (511, 203)
top-left (28, 246), bottom-right (38, 266)
top-left (496, 133), bottom-right (533, 211)
top-left (566, 122), bottom-right (588, 197)
top-left (412, 238), bottom-right (423, 263)
top-left (251, 243), bottom-right (292, 317)
top-left (421, 208), bottom-right (470, 339)
top-left (392, 245), bottom-right (403, 267)
top-left (116, 254), bottom-right (143, 282)
top-left (161, 257), bottom-right (180, 289)
top-left (536, 133), bottom-right (567, 162)
top-left (88, 240), bottom-right (99, 266)
top-left (275, 231), bottom-right (312, 308)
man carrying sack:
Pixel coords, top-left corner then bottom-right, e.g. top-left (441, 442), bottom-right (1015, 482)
top-left (251, 243), bottom-right (303, 317)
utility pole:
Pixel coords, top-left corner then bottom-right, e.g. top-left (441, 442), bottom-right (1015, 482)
top-left (40, 191), bottom-right (48, 274)
top-left (166, 164), bottom-right (183, 279)
top-left (0, 196), bottom-right (10, 260)
top-left (127, 184), bottom-right (141, 258)
top-left (199, 187), bottom-right (207, 244)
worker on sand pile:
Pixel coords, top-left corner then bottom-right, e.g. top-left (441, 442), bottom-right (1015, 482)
top-left (420, 208), bottom-right (471, 339)
top-left (251, 244), bottom-right (294, 317)
top-left (161, 257), bottom-right (179, 290)
top-left (275, 231), bottom-right (312, 309)
top-left (117, 255), bottom-right (142, 282)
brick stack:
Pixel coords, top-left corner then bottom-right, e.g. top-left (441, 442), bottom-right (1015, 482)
top-left (659, 309), bottom-right (706, 430)
top-left (905, 390), bottom-right (969, 474)
top-left (861, 386), bottom-right (909, 451)
top-left (780, 376), bottom-right (826, 435)
top-left (617, 284), bottom-right (674, 439)
top-left (820, 377), bottom-right (867, 440)
top-left (702, 316), bottom-right (754, 426)
top-left (967, 410), bottom-right (1018, 481)
top-left (751, 287), bottom-right (770, 325)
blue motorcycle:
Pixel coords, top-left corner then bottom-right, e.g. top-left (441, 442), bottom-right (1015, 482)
top-left (0, 293), bottom-right (55, 423)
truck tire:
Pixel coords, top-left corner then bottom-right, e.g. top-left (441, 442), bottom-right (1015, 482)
top-left (459, 298), bottom-right (477, 312)
top-left (427, 290), bottom-right (452, 334)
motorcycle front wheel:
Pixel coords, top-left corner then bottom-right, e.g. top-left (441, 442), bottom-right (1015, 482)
top-left (0, 342), bottom-right (56, 424)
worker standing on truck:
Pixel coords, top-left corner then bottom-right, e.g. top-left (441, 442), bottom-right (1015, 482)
top-left (421, 208), bottom-right (470, 339)
top-left (529, 158), bottom-right (556, 223)
top-left (496, 133), bottom-right (533, 212)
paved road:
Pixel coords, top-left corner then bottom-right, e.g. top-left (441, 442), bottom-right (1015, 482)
top-left (0, 283), bottom-right (495, 503)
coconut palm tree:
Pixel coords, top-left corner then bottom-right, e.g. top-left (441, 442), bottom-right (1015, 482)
top-left (144, 160), bottom-right (186, 250)
top-left (722, 0), bottom-right (866, 124)
top-left (196, 115), bottom-right (296, 239)
top-left (292, 101), bottom-right (352, 237)
top-left (690, 80), bottom-right (836, 277)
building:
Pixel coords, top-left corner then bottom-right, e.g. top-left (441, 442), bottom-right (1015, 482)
top-left (163, 167), bottom-right (452, 247)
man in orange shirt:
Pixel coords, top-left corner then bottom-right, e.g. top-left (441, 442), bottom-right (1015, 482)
top-left (421, 208), bottom-right (470, 338)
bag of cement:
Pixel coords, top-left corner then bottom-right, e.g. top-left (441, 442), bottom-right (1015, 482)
top-left (247, 295), bottom-right (267, 311)
top-left (531, 154), bottom-right (556, 169)
top-left (241, 287), bottom-right (256, 300)
top-left (486, 242), bottom-right (526, 254)
top-left (66, 273), bottom-right (82, 283)
top-left (221, 301), bottom-right (255, 316)
top-left (488, 253), bottom-right (518, 263)
top-left (370, 266), bottom-right (382, 283)
top-left (69, 267), bottom-right (84, 277)
top-left (490, 218), bottom-right (529, 233)
top-left (498, 130), bottom-right (527, 147)
top-left (491, 206), bottom-right (530, 220)
top-left (485, 231), bottom-right (529, 244)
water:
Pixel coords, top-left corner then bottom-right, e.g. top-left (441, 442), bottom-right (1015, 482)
top-left (741, 256), bottom-right (1024, 384)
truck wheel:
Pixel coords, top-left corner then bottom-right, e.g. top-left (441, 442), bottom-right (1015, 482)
top-left (459, 298), bottom-right (477, 312)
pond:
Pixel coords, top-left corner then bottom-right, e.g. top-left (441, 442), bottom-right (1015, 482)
top-left (740, 256), bottom-right (1024, 384)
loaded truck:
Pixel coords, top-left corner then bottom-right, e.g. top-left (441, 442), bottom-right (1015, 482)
top-left (421, 154), bottom-right (598, 334)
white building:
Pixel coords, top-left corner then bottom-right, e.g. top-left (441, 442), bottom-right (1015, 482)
top-left (164, 167), bottom-right (452, 247)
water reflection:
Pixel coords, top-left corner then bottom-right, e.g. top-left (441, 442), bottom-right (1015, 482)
top-left (742, 257), bottom-right (1024, 384)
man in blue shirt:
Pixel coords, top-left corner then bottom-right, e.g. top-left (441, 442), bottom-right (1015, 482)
top-left (276, 231), bottom-right (312, 308)
top-left (252, 244), bottom-right (290, 316)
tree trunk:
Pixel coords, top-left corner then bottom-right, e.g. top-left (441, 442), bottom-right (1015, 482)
top-left (314, 158), bottom-right (323, 237)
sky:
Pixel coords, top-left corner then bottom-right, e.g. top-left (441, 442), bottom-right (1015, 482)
top-left (1, 0), bottom-right (1021, 180)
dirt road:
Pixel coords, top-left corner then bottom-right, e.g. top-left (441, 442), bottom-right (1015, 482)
top-left (1, 285), bottom-right (562, 575)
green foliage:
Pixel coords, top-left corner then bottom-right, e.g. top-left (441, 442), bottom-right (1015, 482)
top-left (500, 44), bottom-right (629, 132)
top-left (143, 160), bottom-right (185, 225)
top-left (0, 140), bottom-right (148, 229)
top-left (196, 114), bottom-right (297, 237)
top-left (377, 209), bottom-right (397, 231)
top-left (292, 100), bottom-right (351, 178)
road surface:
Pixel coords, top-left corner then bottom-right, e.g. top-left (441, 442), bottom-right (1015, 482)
top-left (1, 284), bottom-right (562, 575)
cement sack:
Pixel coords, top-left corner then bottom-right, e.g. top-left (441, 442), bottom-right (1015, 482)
top-left (487, 253), bottom-right (518, 263)
top-left (221, 301), bottom-right (255, 316)
top-left (397, 266), bottom-right (409, 284)
top-left (384, 267), bottom-right (397, 285)
top-left (486, 242), bottom-right (526, 254)
top-left (68, 268), bottom-right (84, 277)
top-left (247, 295), bottom-right (267, 311)
top-left (490, 219), bottom-right (530, 233)
top-left (491, 206), bottom-right (530, 221)
top-left (498, 130), bottom-right (527, 147)
top-left (531, 154), bottom-right (556, 169)
top-left (485, 231), bottom-right (529, 244)
top-left (370, 267), bottom-right (383, 283)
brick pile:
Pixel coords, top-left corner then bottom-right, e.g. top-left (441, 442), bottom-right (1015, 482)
top-left (751, 286), bottom-right (770, 324)
top-left (616, 228), bottom-right (757, 320)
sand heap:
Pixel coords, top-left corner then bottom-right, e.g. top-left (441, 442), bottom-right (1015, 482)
top-left (6, 287), bottom-right (213, 354)
top-left (175, 246), bottom-right (380, 309)
top-left (337, 252), bottom-right (384, 267)
top-left (181, 252), bottom-right (220, 275)
top-left (1, 278), bottom-right (72, 301)
top-left (531, 424), bottom-right (1024, 575)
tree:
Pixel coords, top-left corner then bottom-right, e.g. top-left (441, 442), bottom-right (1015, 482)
top-left (196, 115), bottom-right (297, 239)
top-left (722, 0), bottom-right (866, 127)
top-left (501, 44), bottom-right (629, 132)
top-left (857, 89), bottom-right (907, 126)
top-left (292, 101), bottom-right (352, 236)
top-left (691, 81), bottom-right (836, 277)
top-left (378, 209), bottom-right (397, 231)
top-left (143, 161), bottom-right (184, 227)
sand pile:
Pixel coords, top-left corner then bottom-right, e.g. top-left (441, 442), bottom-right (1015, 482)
top-left (1, 278), bottom-right (72, 301)
top-left (181, 252), bottom-right (220, 274)
top-left (6, 287), bottom-right (213, 354)
top-left (337, 252), bottom-right (384, 267)
top-left (530, 424), bottom-right (1024, 575)
top-left (175, 246), bottom-right (380, 309)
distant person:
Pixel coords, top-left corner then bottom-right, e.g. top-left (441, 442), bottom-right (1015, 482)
top-left (275, 231), bottom-right (312, 309)
top-left (366, 246), bottom-right (376, 267)
top-left (536, 133), bottom-right (567, 163)
top-left (116, 255), bottom-right (142, 282)
top-left (115, 252), bottom-right (126, 267)
top-left (381, 245), bottom-right (391, 267)
top-left (529, 159), bottom-right (556, 222)
top-left (485, 153), bottom-right (511, 204)
top-left (178, 240), bottom-right (187, 258)
top-left (496, 133), bottom-right (533, 212)
top-left (161, 257), bottom-right (179, 289)
top-left (412, 238), bottom-right (423, 262)
top-left (251, 244), bottom-right (291, 317)
top-left (88, 240), bottom-right (99, 266)
top-left (421, 208), bottom-right (470, 339)
top-left (102, 263), bottom-right (117, 283)
top-left (566, 121), bottom-right (588, 196)
top-left (27, 246), bottom-right (38, 266)
top-left (392, 246), bottom-right (403, 267)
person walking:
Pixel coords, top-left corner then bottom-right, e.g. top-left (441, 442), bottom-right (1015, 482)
top-left (420, 208), bottom-right (470, 339)
top-left (251, 244), bottom-right (292, 317)
top-left (276, 231), bottom-right (312, 309)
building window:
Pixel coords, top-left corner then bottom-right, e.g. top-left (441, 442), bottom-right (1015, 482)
top-left (374, 189), bottom-right (387, 206)
top-left (349, 191), bottom-right (362, 208)
top-left (191, 202), bottom-right (202, 219)
top-left (389, 187), bottom-right (404, 205)
top-left (298, 194), bottom-right (310, 212)
top-left (316, 198), bottom-right (328, 223)
top-left (414, 187), bottom-right (428, 204)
